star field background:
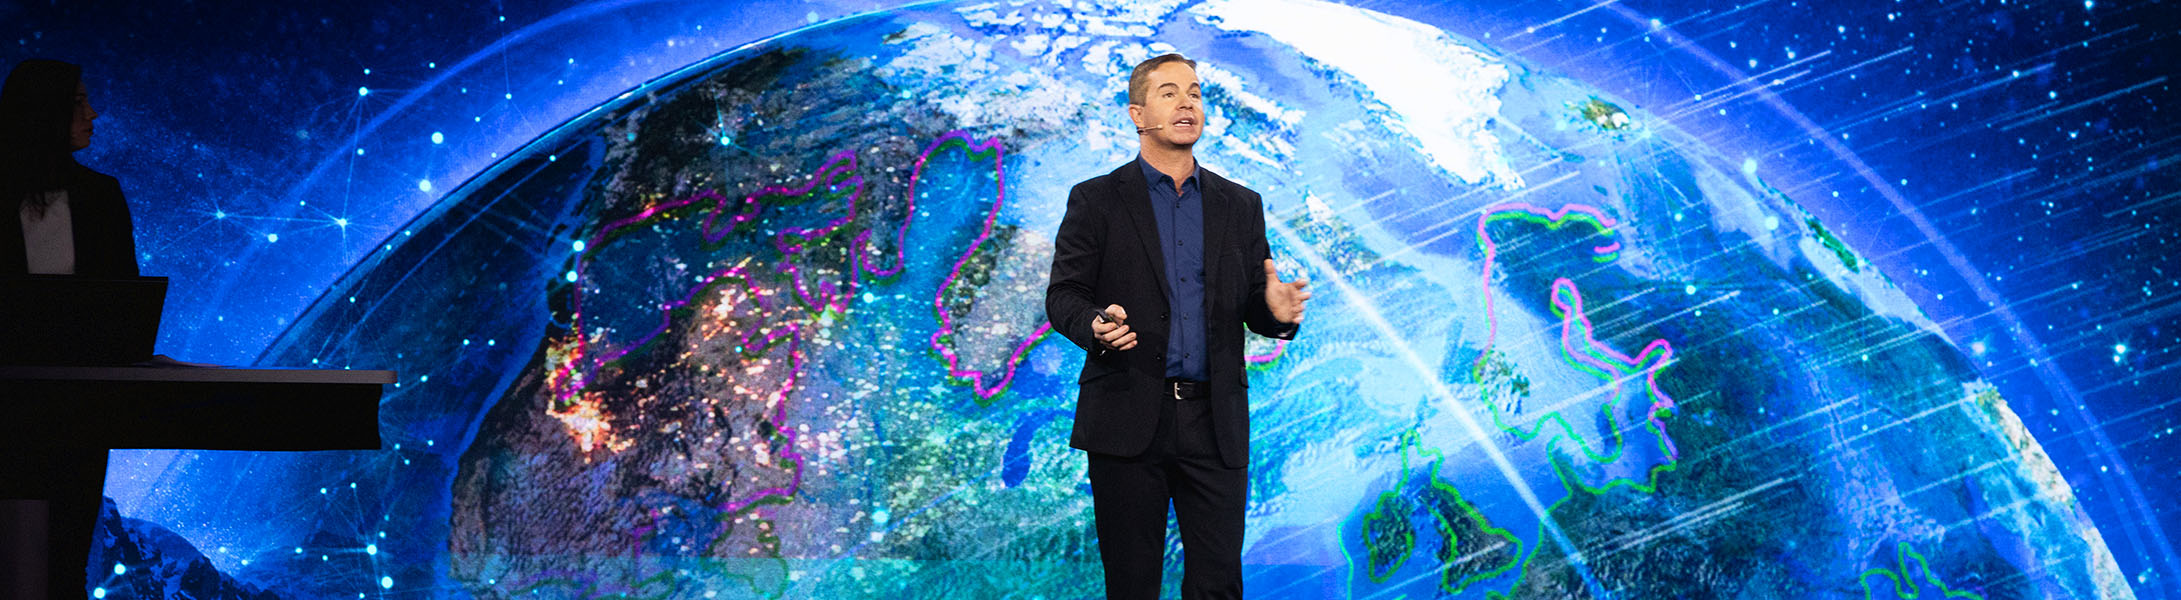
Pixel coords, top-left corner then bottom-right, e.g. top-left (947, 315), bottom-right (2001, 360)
top-left (4, 0), bottom-right (2176, 597)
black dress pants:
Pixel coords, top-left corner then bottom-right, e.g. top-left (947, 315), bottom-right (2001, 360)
top-left (1087, 393), bottom-right (1245, 600)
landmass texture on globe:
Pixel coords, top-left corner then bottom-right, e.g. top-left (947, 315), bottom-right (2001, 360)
top-left (161, 0), bottom-right (2134, 598)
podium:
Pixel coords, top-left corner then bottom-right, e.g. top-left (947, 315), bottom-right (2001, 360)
top-left (0, 365), bottom-right (390, 599)
top-left (0, 366), bottom-right (389, 449)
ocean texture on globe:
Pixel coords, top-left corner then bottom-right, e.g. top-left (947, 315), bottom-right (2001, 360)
top-left (185, 0), bottom-right (2139, 598)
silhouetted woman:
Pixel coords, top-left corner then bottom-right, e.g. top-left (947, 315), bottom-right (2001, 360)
top-left (0, 58), bottom-right (135, 600)
top-left (1, 58), bottom-right (136, 276)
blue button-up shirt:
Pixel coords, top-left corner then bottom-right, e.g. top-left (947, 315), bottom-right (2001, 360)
top-left (1141, 156), bottom-right (1207, 381)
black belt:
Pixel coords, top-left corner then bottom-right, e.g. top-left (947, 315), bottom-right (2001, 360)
top-left (1166, 378), bottom-right (1209, 400)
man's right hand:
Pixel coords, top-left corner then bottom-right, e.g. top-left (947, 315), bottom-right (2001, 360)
top-left (1092, 304), bottom-right (1136, 351)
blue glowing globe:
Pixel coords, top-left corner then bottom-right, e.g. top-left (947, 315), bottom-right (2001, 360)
top-left (120, 1), bottom-right (2131, 598)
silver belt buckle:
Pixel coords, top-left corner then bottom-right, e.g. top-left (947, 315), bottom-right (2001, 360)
top-left (1171, 381), bottom-right (1183, 401)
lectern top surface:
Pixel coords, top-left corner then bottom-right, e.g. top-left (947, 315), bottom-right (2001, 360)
top-left (0, 365), bottom-right (396, 385)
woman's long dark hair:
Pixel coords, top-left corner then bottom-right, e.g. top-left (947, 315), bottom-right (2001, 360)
top-left (0, 59), bottom-right (84, 211)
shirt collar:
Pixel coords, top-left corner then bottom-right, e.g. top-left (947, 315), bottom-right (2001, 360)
top-left (1137, 155), bottom-right (1199, 193)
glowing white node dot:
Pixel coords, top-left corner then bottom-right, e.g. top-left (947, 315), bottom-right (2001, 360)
top-left (266, 233), bottom-right (279, 243)
top-left (114, 563), bottom-right (126, 575)
top-left (572, 240), bottom-right (586, 252)
top-left (431, 132), bottom-right (445, 144)
top-left (94, 589), bottom-right (106, 599)
top-left (565, 270), bottom-right (579, 282)
top-left (418, 179), bottom-right (433, 192)
top-left (357, 87), bottom-right (370, 97)
top-left (366, 544), bottom-right (378, 555)
top-left (381, 576), bottom-right (394, 589)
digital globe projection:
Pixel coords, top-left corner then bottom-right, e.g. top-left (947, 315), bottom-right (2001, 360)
top-left (75, 0), bottom-right (2150, 599)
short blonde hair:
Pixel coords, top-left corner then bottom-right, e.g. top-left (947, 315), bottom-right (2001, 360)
top-left (1127, 53), bottom-right (1196, 106)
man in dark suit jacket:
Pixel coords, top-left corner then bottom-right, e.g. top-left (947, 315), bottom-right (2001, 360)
top-left (1045, 53), bottom-right (1310, 600)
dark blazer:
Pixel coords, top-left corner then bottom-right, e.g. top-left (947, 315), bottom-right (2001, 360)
top-left (1, 165), bottom-right (139, 277)
top-left (1046, 160), bottom-right (1296, 468)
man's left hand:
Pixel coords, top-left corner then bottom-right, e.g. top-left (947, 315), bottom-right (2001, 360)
top-left (1264, 259), bottom-right (1311, 325)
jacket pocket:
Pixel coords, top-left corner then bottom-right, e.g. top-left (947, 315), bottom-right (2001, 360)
top-left (1078, 360), bottom-right (1123, 384)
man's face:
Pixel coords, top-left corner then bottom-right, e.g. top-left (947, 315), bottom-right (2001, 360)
top-left (70, 81), bottom-right (97, 152)
top-left (1129, 62), bottom-right (1201, 149)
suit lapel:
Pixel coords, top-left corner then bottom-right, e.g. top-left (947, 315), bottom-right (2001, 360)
top-left (1116, 162), bottom-right (1174, 304)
